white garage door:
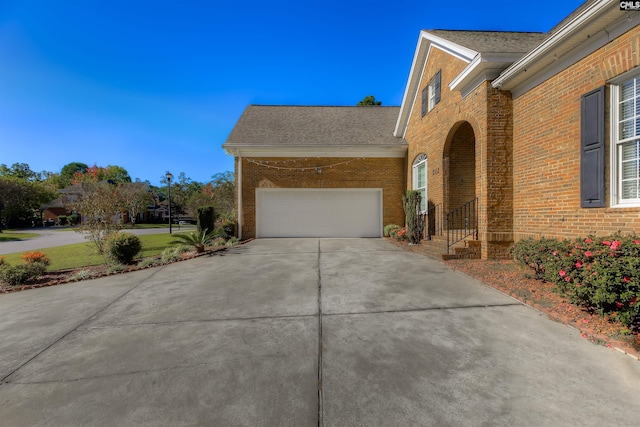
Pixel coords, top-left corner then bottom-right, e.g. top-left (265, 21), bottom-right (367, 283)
top-left (256, 188), bottom-right (382, 238)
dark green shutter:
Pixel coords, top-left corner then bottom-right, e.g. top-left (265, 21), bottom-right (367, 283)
top-left (580, 86), bottom-right (606, 208)
top-left (434, 70), bottom-right (441, 105)
top-left (421, 87), bottom-right (427, 117)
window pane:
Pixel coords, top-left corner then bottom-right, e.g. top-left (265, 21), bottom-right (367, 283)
top-left (622, 80), bottom-right (635, 100)
top-left (418, 164), bottom-right (425, 187)
top-left (622, 180), bottom-right (638, 199)
top-left (621, 99), bottom-right (634, 120)
top-left (622, 160), bottom-right (638, 180)
top-left (621, 119), bottom-right (634, 139)
top-left (420, 189), bottom-right (426, 212)
top-left (622, 141), bottom-right (640, 161)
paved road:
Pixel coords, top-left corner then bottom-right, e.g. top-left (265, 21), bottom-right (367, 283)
top-left (0, 226), bottom-right (193, 255)
top-left (0, 239), bottom-right (638, 426)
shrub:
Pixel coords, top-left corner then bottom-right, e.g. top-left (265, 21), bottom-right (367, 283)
top-left (169, 228), bottom-right (219, 253)
top-left (58, 215), bottom-right (68, 226)
top-left (0, 263), bottom-right (47, 286)
top-left (384, 224), bottom-right (401, 237)
top-left (68, 214), bottom-right (80, 225)
top-left (106, 232), bottom-right (142, 264)
top-left (402, 190), bottom-right (421, 244)
top-left (161, 246), bottom-right (185, 264)
top-left (197, 206), bottom-right (216, 234)
top-left (225, 237), bottom-right (240, 247)
top-left (509, 237), bottom-right (570, 280)
top-left (215, 219), bottom-right (236, 239)
top-left (21, 251), bottom-right (50, 266)
top-left (69, 269), bottom-right (97, 282)
top-left (138, 258), bottom-right (160, 269)
top-left (510, 233), bottom-right (640, 329)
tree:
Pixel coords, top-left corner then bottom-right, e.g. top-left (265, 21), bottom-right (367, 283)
top-left (119, 182), bottom-right (154, 225)
top-left (59, 162), bottom-right (89, 188)
top-left (0, 163), bottom-right (39, 181)
top-left (160, 172), bottom-right (200, 217)
top-left (185, 171), bottom-right (235, 220)
top-left (104, 165), bottom-right (132, 183)
top-left (0, 177), bottom-right (52, 229)
top-left (71, 164), bottom-right (131, 185)
top-left (357, 95), bottom-right (382, 106)
top-left (63, 182), bottom-right (124, 253)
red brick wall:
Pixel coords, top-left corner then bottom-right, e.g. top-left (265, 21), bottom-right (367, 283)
top-left (512, 27), bottom-right (640, 241)
top-left (404, 46), bottom-right (515, 258)
top-left (239, 157), bottom-right (406, 239)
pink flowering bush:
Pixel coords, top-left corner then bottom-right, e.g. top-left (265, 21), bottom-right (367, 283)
top-left (389, 227), bottom-right (408, 242)
top-left (510, 233), bottom-right (640, 329)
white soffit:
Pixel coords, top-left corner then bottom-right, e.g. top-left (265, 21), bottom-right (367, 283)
top-left (223, 144), bottom-right (407, 158)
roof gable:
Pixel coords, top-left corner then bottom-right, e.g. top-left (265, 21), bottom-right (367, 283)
top-left (394, 30), bottom-right (544, 137)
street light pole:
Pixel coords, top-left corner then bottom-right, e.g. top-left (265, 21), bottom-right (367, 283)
top-left (166, 172), bottom-right (173, 234)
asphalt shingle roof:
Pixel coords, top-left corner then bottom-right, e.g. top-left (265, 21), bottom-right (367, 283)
top-left (224, 105), bottom-right (405, 147)
top-left (427, 30), bottom-right (547, 54)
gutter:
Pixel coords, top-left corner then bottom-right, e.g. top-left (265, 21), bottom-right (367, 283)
top-left (493, 0), bottom-right (611, 89)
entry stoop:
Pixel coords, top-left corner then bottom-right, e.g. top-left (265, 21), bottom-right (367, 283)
top-left (441, 240), bottom-right (481, 260)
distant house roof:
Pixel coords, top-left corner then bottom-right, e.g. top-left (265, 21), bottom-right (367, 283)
top-left (223, 105), bottom-right (407, 158)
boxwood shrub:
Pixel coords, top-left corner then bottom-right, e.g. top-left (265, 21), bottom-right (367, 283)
top-left (106, 232), bottom-right (142, 265)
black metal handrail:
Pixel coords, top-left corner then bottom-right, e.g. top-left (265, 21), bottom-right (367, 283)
top-left (446, 198), bottom-right (478, 253)
top-left (418, 203), bottom-right (443, 241)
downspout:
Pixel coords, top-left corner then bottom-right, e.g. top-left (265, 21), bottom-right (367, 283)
top-left (237, 156), bottom-right (243, 240)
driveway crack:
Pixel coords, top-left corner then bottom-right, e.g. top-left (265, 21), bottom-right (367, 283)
top-left (317, 239), bottom-right (324, 427)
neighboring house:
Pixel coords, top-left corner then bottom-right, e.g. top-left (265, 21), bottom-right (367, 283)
top-left (41, 198), bottom-right (67, 224)
top-left (222, 106), bottom-right (407, 239)
top-left (224, 0), bottom-right (640, 259)
top-left (42, 181), bottom-right (158, 225)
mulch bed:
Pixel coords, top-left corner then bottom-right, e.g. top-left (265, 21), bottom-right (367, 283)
top-left (388, 239), bottom-right (640, 360)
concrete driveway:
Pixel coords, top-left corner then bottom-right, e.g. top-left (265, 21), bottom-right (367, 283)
top-left (0, 238), bottom-right (638, 426)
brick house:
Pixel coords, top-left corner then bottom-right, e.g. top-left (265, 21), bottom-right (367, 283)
top-left (224, 0), bottom-right (640, 258)
top-left (222, 106), bottom-right (407, 239)
top-left (492, 0), bottom-right (640, 243)
top-left (394, 30), bottom-right (546, 259)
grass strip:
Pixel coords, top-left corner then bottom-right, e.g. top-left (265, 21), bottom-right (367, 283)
top-left (1, 233), bottom-right (176, 271)
top-left (0, 232), bottom-right (40, 242)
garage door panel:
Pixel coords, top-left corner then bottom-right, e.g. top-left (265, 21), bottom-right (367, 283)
top-left (256, 189), bottom-right (382, 238)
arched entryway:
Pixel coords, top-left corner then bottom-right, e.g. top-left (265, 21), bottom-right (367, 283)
top-left (443, 121), bottom-right (476, 213)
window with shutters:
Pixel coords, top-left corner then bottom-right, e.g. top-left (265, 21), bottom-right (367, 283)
top-left (612, 74), bottom-right (640, 206)
top-left (427, 70), bottom-right (441, 112)
top-left (412, 154), bottom-right (427, 212)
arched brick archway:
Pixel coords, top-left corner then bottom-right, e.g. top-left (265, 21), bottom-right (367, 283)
top-left (443, 121), bottom-right (476, 214)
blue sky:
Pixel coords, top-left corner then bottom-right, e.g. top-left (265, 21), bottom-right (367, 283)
top-left (0, 0), bottom-right (585, 186)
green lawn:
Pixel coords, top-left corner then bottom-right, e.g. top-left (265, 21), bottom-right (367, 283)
top-left (0, 233), bottom-right (177, 271)
top-left (0, 232), bottom-right (40, 242)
